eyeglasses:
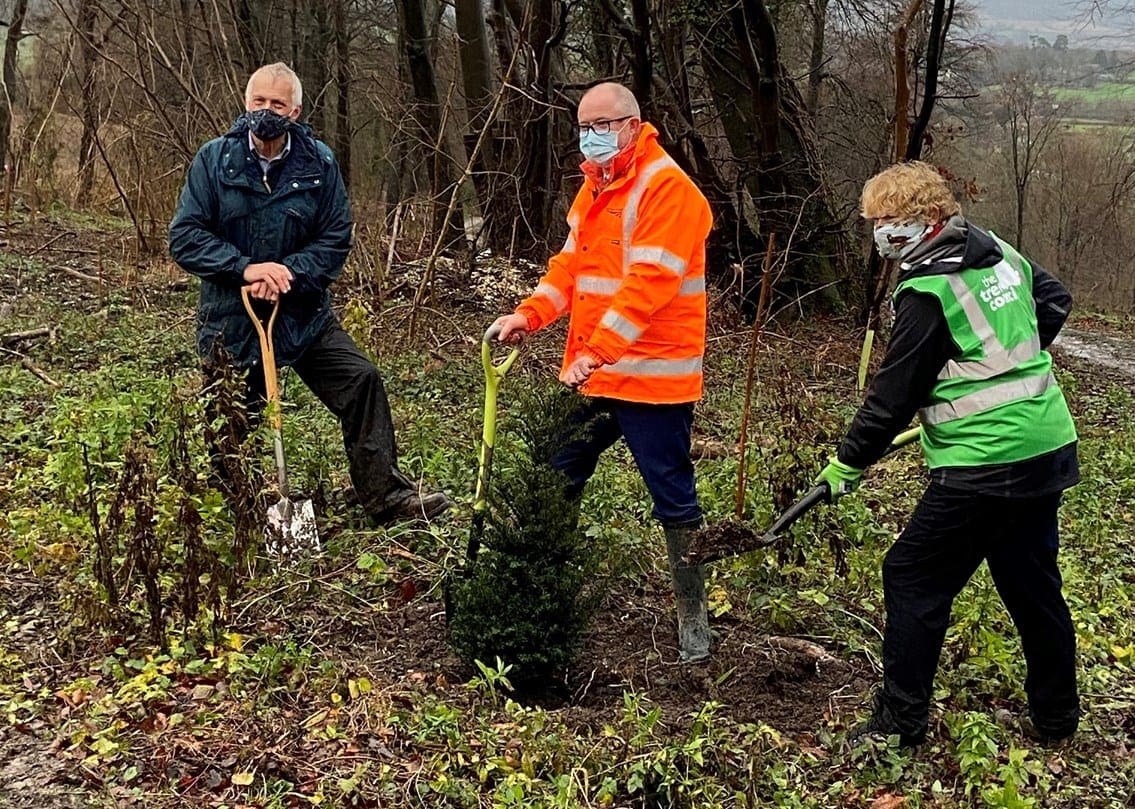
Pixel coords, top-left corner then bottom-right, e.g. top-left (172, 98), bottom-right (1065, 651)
top-left (578, 116), bottom-right (633, 135)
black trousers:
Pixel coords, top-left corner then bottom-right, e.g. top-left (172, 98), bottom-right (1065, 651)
top-left (205, 322), bottom-right (412, 514)
top-left (877, 483), bottom-right (1080, 741)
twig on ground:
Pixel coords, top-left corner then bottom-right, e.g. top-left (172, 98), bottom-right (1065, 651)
top-left (1, 327), bottom-right (52, 344)
top-left (58, 265), bottom-right (103, 284)
top-left (25, 230), bottom-right (72, 257)
top-left (0, 346), bottom-right (60, 387)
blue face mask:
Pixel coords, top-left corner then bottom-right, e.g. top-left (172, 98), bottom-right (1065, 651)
top-left (579, 129), bottom-right (621, 165)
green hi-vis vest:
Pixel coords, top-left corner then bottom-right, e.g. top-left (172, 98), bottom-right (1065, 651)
top-left (893, 236), bottom-right (1077, 469)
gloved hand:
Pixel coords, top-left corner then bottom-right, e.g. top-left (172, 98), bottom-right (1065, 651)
top-left (815, 457), bottom-right (864, 501)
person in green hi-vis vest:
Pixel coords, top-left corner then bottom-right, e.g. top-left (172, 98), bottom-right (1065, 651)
top-left (816, 161), bottom-right (1080, 749)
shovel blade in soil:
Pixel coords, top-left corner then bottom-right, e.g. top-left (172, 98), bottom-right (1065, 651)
top-left (682, 519), bottom-right (771, 565)
top-left (265, 496), bottom-right (320, 559)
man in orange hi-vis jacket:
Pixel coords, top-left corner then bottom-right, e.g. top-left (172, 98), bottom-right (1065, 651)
top-left (490, 82), bottom-right (714, 662)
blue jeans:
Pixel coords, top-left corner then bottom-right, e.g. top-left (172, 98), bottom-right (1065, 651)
top-left (551, 397), bottom-right (701, 527)
top-left (878, 483), bottom-right (1079, 741)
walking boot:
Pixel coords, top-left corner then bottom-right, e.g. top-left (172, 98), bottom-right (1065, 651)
top-left (664, 521), bottom-right (711, 663)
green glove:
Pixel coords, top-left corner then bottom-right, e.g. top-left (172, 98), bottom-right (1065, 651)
top-left (815, 457), bottom-right (864, 500)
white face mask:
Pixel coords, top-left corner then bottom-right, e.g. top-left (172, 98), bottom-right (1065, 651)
top-left (873, 220), bottom-right (931, 260)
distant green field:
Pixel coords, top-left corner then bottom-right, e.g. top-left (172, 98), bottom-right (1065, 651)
top-left (1048, 82), bottom-right (1135, 104)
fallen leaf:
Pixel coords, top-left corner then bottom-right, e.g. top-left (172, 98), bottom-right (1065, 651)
top-left (399, 579), bottom-right (417, 602)
top-left (232, 770), bottom-right (255, 786)
top-left (871, 793), bottom-right (906, 809)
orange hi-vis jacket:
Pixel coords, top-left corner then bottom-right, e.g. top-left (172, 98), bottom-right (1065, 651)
top-left (516, 124), bottom-right (712, 404)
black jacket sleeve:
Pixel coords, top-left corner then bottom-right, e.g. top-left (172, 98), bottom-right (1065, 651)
top-left (1030, 262), bottom-right (1072, 348)
top-left (837, 290), bottom-right (957, 468)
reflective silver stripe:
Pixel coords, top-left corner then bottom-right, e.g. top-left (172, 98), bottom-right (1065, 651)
top-left (599, 310), bottom-right (642, 342)
top-left (578, 275), bottom-right (621, 295)
top-left (563, 212), bottom-right (580, 254)
top-left (938, 266), bottom-right (1039, 381)
top-left (996, 237), bottom-right (1026, 274)
top-left (947, 273), bottom-right (998, 351)
top-left (603, 356), bottom-right (703, 377)
top-left (679, 276), bottom-right (706, 296)
top-left (627, 245), bottom-right (687, 277)
top-left (533, 282), bottom-right (567, 313)
top-left (623, 156), bottom-right (678, 275)
top-left (920, 372), bottom-right (1055, 425)
top-left (939, 335), bottom-right (1041, 380)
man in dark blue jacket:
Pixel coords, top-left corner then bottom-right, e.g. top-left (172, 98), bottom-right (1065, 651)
top-left (169, 62), bottom-right (449, 524)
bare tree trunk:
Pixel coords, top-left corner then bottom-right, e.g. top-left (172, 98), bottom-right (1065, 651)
top-left (698, 0), bottom-right (847, 313)
top-left (905, 0), bottom-right (952, 161)
top-left (396, 0), bottom-right (465, 250)
top-left (0, 0), bottom-right (29, 170)
top-left (598, 0), bottom-right (651, 110)
top-left (301, 3), bottom-right (331, 133)
top-left (232, 0), bottom-right (261, 70)
top-left (455, 0), bottom-right (494, 133)
top-left (893, 0), bottom-right (925, 160)
top-left (805, 0), bottom-right (829, 114)
top-left (331, 0), bottom-right (351, 185)
top-left (473, 0), bottom-right (566, 257)
top-left (76, 0), bottom-right (99, 207)
top-left (455, 0), bottom-right (497, 229)
top-left (516, 0), bottom-right (560, 250)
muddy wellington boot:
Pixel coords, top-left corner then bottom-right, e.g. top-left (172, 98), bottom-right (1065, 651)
top-left (664, 522), bottom-right (711, 663)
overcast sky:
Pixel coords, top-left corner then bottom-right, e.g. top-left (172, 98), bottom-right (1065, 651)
top-left (969, 0), bottom-right (1085, 21)
top-left (966, 0), bottom-right (1133, 46)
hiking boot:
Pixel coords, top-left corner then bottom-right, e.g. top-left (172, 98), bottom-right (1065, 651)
top-left (847, 712), bottom-right (924, 750)
top-left (993, 708), bottom-right (1074, 748)
top-left (371, 490), bottom-right (452, 525)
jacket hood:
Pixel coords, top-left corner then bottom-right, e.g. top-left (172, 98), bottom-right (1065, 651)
top-left (897, 215), bottom-right (1005, 282)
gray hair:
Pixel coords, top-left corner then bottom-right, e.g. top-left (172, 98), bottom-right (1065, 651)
top-left (245, 62), bottom-right (303, 108)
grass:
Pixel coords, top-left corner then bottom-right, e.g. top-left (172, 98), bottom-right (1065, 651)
top-left (1047, 81), bottom-right (1135, 104)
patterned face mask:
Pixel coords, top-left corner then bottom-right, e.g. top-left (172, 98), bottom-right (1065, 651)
top-left (243, 109), bottom-right (294, 141)
top-left (873, 220), bottom-right (931, 260)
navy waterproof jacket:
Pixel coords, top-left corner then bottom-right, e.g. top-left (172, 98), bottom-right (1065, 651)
top-left (169, 119), bottom-right (353, 368)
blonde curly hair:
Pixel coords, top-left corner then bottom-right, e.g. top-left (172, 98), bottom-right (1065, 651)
top-left (861, 160), bottom-right (961, 222)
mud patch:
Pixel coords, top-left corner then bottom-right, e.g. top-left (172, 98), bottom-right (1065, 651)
top-left (0, 725), bottom-right (90, 808)
top-left (1055, 329), bottom-right (1135, 384)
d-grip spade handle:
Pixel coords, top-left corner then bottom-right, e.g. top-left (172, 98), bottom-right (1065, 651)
top-left (240, 286), bottom-right (289, 498)
top-left (482, 324), bottom-right (522, 376)
top-left (466, 324), bottom-right (524, 571)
